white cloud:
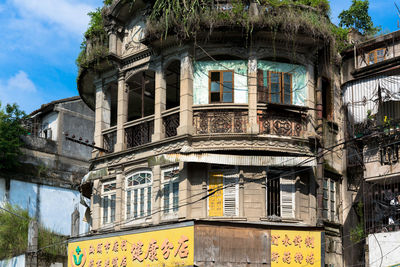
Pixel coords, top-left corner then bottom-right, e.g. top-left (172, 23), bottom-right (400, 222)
top-left (0, 71), bottom-right (43, 112)
top-left (7, 71), bottom-right (37, 92)
top-left (11, 0), bottom-right (96, 36)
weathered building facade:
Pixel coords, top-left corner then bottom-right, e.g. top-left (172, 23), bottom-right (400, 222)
top-left (0, 97), bottom-right (95, 267)
top-left (342, 30), bottom-right (400, 266)
top-left (73, 1), bottom-right (345, 266)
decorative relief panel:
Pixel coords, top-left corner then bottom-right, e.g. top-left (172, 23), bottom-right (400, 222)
top-left (122, 18), bottom-right (147, 56)
top-left (257, 110), bottom-right (305, 137)
top-left (193, 109), bottom-right (248, 134)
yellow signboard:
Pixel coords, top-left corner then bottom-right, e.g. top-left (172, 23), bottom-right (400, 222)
top-left (208, 173), bottom-right (223, 217)
top-left (271, 230), bottom-right (322, 266)
top-left (68, 226), bottom-right (194, 267)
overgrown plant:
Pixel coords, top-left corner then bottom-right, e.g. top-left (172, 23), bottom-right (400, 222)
top-left (0, 203), bottom-right (66, 261)
top-left (76, 8), bottom-right (109, 68)
top-left (350, 201), bottom-right (365, 243)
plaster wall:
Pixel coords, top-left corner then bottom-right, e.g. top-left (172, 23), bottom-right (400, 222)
top-left (193, 60), bottom-right (248, 105)
top-left (58, 100), bottom-right (95, 161)
top-left (257, 60), bottom-right (307, 106)
top-left (368, 231), bottom-right (400, 267)
top-left (6, 180), bottom-right (88, 236)
top-left (41, 112), bottom-right (58, 141)
top-left (0, 254), bottom-right (25, 267)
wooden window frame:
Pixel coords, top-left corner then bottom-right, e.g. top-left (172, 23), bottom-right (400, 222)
top-left (208, 70), bottom-right (234, 104)
top-left (368, 48), bottom-right (386, 65)
top-left (257, 70), bottom-right (292, 105)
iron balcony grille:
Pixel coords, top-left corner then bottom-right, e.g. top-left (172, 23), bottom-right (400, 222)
top-left (125, 120), bottom-right (154, 148)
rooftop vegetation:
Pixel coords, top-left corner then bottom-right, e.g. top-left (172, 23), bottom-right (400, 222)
top-left (76, 0), bottom-right (378, 71)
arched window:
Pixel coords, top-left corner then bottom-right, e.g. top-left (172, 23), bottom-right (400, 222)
top-left (126, 171), bottom-right (152, 219)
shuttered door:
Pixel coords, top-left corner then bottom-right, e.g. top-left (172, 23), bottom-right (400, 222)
top-left (209, 173), bottom-right (224, 217)
top-left (280, 175), bottom-right (295, 218)
top-left (223, 177), bottom-right (238, 216)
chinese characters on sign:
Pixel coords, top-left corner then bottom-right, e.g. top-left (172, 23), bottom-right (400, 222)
top-left (271, 230), bottom-right (322, 267)
top-left (68, 226), bottom-right (194, 267)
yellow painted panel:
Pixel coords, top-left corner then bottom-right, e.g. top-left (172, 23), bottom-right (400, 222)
top-left (68, 226), bottom-right (194, 267)
top-left (208, 172), bottom-right (223, 217)
top-left (271, 230), bottom-right (322, 267)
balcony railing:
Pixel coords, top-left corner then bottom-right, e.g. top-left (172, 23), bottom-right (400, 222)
top-left (103, 127), bottom-right (117, 153)
top-left (125, 116), bottom-right (154, 149)
top-left (193, 106), bottom-right (248, 135)
top-left (162, 107), bottom-right (180, 138)
top-left (257, 109), bottom-right (304, 137)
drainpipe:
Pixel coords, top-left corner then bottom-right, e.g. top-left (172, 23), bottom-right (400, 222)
top-left (316, 76), bottom-right (324, 226)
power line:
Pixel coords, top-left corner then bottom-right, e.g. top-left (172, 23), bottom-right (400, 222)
top-left (0, 205), bottom-right (30, 221)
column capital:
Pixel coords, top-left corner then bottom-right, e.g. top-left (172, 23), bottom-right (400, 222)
top-left (118, 71), bottom-right (125, 81)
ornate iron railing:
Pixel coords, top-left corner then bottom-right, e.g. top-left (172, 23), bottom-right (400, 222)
top-left (162, 110), bottom-right (179, 138)
top-left (103, 129), bottom-right (117, 153)
top-left (125, 119), bottom-right (154, 148)
top-left (257, 110), bottom-right (304, 137)
top-left (193, 108), bottom-right (248, 134)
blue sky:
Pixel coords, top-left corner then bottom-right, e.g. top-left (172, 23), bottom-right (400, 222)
top-left (0, 0), bottom-right (399, 113)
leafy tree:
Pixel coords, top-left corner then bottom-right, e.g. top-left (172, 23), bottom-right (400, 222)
top-left (338, 0), bottom-right (380, 35)
top-left (0, 103), bottom-right (27, 171)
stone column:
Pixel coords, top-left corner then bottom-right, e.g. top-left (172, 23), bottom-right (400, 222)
top-left (109, 31), bottom-right (117, 55)
top-left (178, 162), bottom-right (190, 219)
top-left (71, 207), bottom-right (80, 237)
top-left (92, 180), bottom-right (101, 230)
top-left (94, 80), bottom-right (110, 155)
top-left (239, 171), bottom-right (245, 217)
top-left (261, 171), bottom-right (267, 218)
top-left (248, 55), bottom-right (259, 134)
top-left (152, 165), bottom-right (162, 224)
top-left (26, 220), bottom-right (38, 267)
top-left (152, 64), bottom-right (166, 141)
top-left (115, 172), bottom-right (123, 230)
top-left (177, 52), bottom-right (194, 135)
top-left (202, 174), bottom-right (208, 218)
top-left (115, 72), bottom-right (128, 152)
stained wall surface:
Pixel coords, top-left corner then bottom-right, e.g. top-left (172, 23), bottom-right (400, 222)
top-left (4, 180), bottom-right (88, 236)
top-left (193, 60), bottom-right (248, 105)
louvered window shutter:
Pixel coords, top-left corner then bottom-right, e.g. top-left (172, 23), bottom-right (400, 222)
top-left (223, 177), bottom-right (238, 217)
top-left (280, 175), bottom-right (295, 218)
top-left (257, 69), bottom-right (266, 103)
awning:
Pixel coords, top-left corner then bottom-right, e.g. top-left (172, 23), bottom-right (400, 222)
top-left (148, 153), bottom-right (316, 167)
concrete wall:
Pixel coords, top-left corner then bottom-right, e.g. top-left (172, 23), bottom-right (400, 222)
top-left (193, 60), bottom-right (248, 105)
top-left (57, 100), bottom-right (94, 161)
top-left (4, 179), bottom-right (88, 236)
top-left (368, 231), bottom-right (400, 267)
top-left (0, 254), bottom-right (25, 267)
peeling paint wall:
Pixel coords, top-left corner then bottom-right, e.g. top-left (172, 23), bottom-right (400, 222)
top-left (193, 60), bottom-right (248, 104)
top-left (5, 180), bottom-right (89, 236)
top-left (0, 254), bottom-right (25, 267)
top-left (257, 60), bottom-right (307, 106)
